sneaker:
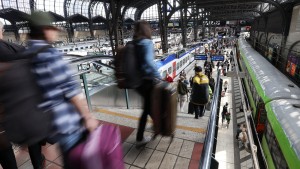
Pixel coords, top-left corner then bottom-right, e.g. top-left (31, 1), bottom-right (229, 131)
top-left (136, 136), bottom-right (151, 148)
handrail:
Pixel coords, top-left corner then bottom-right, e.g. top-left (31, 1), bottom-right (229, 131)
top-left (233, 43), bottom-right (261, 169)
top-left (69, 55), bottom-right (114, 63)
top-left (199, 70), bottom-right (222, 169)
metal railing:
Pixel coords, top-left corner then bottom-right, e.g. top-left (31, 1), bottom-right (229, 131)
top-left (68, 55), bottom-right (116, 110)
top-left (199, 70), bottom-right (222, 169)
top-left (233, 43), bottom-right (268, 169)
top-left (234, 43), bottom-right (268, 169)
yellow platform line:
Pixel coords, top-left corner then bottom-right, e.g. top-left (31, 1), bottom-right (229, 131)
top-left (95, 108), bottom-right (206, 134)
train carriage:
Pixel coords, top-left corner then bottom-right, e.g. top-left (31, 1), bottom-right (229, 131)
top-left (238, 38), bottom-right (300, 133)
top-left (238, 37), bottom-right (300, 169)
top-left (156, 45), bottom-right (204, 79)
top-left (264, 99), bottom-right (300, 169)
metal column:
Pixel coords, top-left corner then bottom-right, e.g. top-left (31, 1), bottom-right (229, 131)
top-left (64, 0), bottom-right (74, 42)
top-left (157, 0), bottom-right (169, 53)
top-left (193, 5), bottom-right (199, 42)
top-left (104, 0), bottom-right (124, 56)
top-left (180, 0), bottom-right (187, 47)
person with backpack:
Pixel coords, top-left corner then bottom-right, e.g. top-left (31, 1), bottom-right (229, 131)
top-left (190, 66), bottom-right (212, 119)
top-left (236, 124), bottom-right (242, 140)
top-left (131, 20), bottom-right (161, 146)
top-left (225, 110), bottom-right (231, 128)
top-left (0, 21), bottom-right (46, 169)
top-left (177, 76), bottom-right (189, 113)
top-left (26, 12), bottom-right (99, 169)
top-left (223, 80), bottom-right (228, 92)
top-left (221, 102), bottom-right (229, 125)
top-left (209, 77), bottom-right (215, 93)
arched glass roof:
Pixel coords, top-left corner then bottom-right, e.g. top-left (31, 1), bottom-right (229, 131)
top-left (92, 2), bottom-right (106, 18)
top-left (1, 0), bottom-right (31, 13)
top-left (36, 0), bottom-right (64, 16)
top-left (124, 7), bottom-right (136, 20)
top-left (141, 2), bottom-right (191, 22)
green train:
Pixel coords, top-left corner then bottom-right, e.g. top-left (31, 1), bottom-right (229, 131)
top-left (237, 37), bottom-right (300, 169)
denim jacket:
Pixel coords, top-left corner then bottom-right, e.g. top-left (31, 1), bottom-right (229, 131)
top-left (136, 39), bottom-right (161, 79)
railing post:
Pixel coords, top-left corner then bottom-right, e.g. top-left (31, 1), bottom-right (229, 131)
top-left (125, 89), bottom-right (129, 109)
top-left (81, 73), bottom-right (92, 112)
top-left (210, 157), bottom-right (219, 169)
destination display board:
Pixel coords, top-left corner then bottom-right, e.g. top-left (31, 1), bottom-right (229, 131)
top-left (194, 54), bottom-right (207, 60)
top-left (211, 55), bottom-right (225, 61)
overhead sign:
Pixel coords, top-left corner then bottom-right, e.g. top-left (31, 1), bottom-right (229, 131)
top-left (211, 55), bottom-right (224, 61)
top-left (194, 54), bottom-right (207, 60)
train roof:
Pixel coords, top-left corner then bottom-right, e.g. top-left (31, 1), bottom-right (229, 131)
top-left (238, 38), bottom-right (300, 102)
top-left (266, 99), bottom-right (300, 162)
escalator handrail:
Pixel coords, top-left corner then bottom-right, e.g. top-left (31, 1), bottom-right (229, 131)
top-left (68, 55), bottom-right (114, 63)
top-left (199, 70), bottom-right (222, 169)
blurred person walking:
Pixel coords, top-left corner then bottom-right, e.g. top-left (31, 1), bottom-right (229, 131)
top-left (190, 66), bottom-right (212, 119)
top-left (177, 76), bottom-right (189, 113)
top-left (0, 21), bottom-right (46, 169)
top-left (223, 81), bottom-right (228, 92)
top-left (26, 12), bottom-right (98, 169)
top-left (132, 20), bottom-right (161, 146)
top-left (221, 102), bottom-right (229, 126)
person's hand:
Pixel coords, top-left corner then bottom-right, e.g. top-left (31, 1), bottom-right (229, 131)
top-left (84, 117), bottom-right (99, 133)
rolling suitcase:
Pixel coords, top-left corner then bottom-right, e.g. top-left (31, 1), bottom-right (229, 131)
top-left (152, 82), bottom-right (177, 140)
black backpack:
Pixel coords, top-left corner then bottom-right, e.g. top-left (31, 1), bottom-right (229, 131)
top-left (0, 46), bottom-right (52, 145)
top-left (114, 41), bottom-right (142, 89)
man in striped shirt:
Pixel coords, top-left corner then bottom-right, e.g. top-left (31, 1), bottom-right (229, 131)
top-left (27, 11), bottom-right (98, 169)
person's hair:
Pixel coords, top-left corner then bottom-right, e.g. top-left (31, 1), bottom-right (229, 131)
top-left (28, 25), bottom-right (46, 40)
top-left (133, 20), bottom-right (152, 40)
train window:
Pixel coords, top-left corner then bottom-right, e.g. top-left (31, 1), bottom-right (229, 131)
top-left (64, 49), bottom-right (68, 52)
top-left (75, 48), bottom-right (78, 50)
top-left (85, 46), bottom-right (88, 49)
top-left (70, 49), bottom-right (73, 51)
top-left (81, 47), bottom-right (84, 49)
top-left (255, 94), bottom-right (260, 106)
top-left (180, 61), bottom-right (182, 67)
top-left (58, 50), bottom-right (62, 52)
top-left (168, 67), bottom-right (172, 74)
top-left (265, 121), bottom-right (288, 169)
top-left (177, 63), bottom-right (179, 70)
top-left (162, 70), bottom-right (167, 78)
top-left (258, 108), bottom-right (267, 124)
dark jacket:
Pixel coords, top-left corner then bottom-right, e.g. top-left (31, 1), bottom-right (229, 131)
top-left (177, 80), bottom-right (188, 95)
top-left (0, 40), bottom-right (25, 59)
top-left (190, 72), bottom-right (212, 105)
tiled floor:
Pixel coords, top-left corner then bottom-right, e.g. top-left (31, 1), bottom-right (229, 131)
top-left (6, 121), bottom-right (203, 169)
top-left (123, 130), bottom-right (203, 169)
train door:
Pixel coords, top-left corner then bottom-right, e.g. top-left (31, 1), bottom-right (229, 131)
top-left (256, 102), bottom-right (266, 135)
top-left (172, 62), bottom-right (176, 77)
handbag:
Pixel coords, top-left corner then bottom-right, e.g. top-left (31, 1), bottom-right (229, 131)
top-left (68, 124), bottom-right (125, 169)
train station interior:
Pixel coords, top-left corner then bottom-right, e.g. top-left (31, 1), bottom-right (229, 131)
top-left (0, 0), bottom-right (300, 169)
